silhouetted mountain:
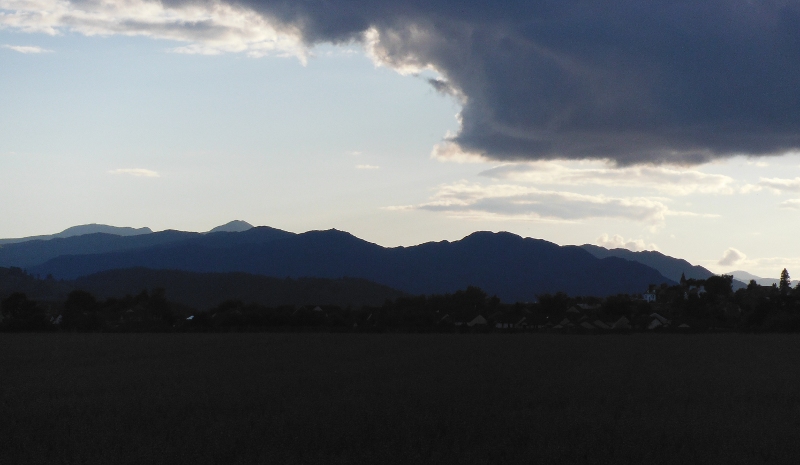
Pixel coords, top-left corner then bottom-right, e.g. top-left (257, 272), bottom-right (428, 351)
top-left (580, 244), bottom-right (749, 290)
top-left (27, 229), bottom-right (674, 301)
top-left (206, 220), bottom-right (253, 233)
top-left (0, 224), bottom-right (153, 245)
top-left (0, 230), bottom-right (199, 269)
top-left (0, 226), bottom-right (294, 269)
top-left (580, 244), bottom-right (713, 281)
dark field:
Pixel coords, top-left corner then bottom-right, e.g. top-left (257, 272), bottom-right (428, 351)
top-left (2, 334), bottom-right (800, 464)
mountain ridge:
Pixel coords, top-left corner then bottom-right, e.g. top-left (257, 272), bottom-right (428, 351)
top-left (580, 244), bottom-right (748, 290)
top-left (0, 224), bottom-right (153, 245)
top-left (23, 229), bottom-right (675, 301)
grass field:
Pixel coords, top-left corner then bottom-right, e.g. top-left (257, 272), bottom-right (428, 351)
top-left (2, 334), bottom-right (800, 464)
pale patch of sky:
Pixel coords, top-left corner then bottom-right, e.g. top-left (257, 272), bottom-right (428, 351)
top-left (109, 168), bottom-right (160, 177)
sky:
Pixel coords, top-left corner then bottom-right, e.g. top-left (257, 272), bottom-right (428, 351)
top-left (2, 0), bottom-right (800, 278)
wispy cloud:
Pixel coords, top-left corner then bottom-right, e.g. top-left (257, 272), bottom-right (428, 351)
top-left (749, 177), bottom-right (800, 194)
top-left (355, 164), bottom-right (379, 170)
top-left (479, 162), bottom-right (736, 196)
top-left (595, 233), bottom-right (657, 252)
top-left (2, 44), bottom-right (52, 53)
top-left (779, 199), bottom-right (800, 209)
top-left (0, 0), bottom-right (305, 60)
top-left (108, 168), bottom-right (160, 178)
top-left (391, 181), bottom-right (708, 226)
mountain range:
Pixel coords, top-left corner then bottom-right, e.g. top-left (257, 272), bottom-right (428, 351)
top-left (0, 221), bottom-right (742, 302)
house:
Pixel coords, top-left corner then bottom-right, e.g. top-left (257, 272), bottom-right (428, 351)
top-left (593, 320), bottom-right (611, 330)
top-left (611, 316), bottom-right (631, 330)
top-left (650, 313), bottom-right (670, 325)
top-left (467, 315), bottom-right (487, 327)
top-left (643, 291), bottom-right (657, 303)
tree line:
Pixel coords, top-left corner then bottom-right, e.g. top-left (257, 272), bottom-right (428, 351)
top-left (4, 270), bottom-right (800, 332)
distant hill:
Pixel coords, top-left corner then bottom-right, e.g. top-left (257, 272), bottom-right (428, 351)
top-left (728, 270), bottom-right (798, 287)
top-left (0, 224), bottom-right (152, 245)
top-left (580, 244), bottom-right (714, 281)
top-left (0, 226), bottom-right (294, 270)
top-left (0, 266), bottom-right (405, 308)
top-left (74, 268), bottom-right (405, 309)
top-left (25, 229), bottom-right (674, 301)
top-left (207, 220), bottom-right (253, 234)
top-left (0, 230), bottom-right (199, 269)
top-left (581, 244), bottom-right (748, 290)
top-left (0, 267), bottom-right (73, 302)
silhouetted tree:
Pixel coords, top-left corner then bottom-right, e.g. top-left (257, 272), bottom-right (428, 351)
top-left (0, 292), bottom-right (48, 331)
top-left (780, 269), bottom-right (791, 294)
top-left (705, 275), bottom-right (733, 298)
top-left (537, 292), bottom-right (570, 315)
top-left (63, 290), bottom-right (101, 330)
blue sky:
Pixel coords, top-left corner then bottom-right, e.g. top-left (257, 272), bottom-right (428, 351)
top-left (2, 0), bottom-right (800, 278)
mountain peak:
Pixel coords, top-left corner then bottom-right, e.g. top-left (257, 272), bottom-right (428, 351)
top-left (206, 220), bottom-right (254, 234)
top-left (55, 224), bottom-right (153, 238)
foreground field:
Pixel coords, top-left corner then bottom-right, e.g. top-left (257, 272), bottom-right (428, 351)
top-left (2, 334), bottom-right (799, 464)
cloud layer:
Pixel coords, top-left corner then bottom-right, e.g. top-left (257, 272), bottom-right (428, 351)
top-left (238, 0), bottom-right (800, 165)
top-left (480, 162), bottom-right (736, 195)
top-left (398, 181), bottom-right (694, 226)
top-left (4, 1), bottom-right (800, 164)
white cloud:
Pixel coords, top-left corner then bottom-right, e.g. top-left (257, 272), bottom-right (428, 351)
top-left (780, 199), bottom-right (800, 209)
top-left (718, 248), bottom-right (746, 267)
top-left (742, 177), bottom-right (800, 194)
top-left (746, 160), bottom-right (769, 167)
top-left (0, 0), bottom-right (305, 60)
top-left (392, 181), bottom-right (707, 226)
top-left (109, 168), bottom-right (160, 177)
top-left (479, 161), bottom-right (737, 195)
top-left (431, 140), bottom-right (487, 164)
top-left (595, 233), bottom-right (657, 252)
top-left (355, 164), bottom-right (379, 170)
top-left (2, 44), bottom-right (52, 53)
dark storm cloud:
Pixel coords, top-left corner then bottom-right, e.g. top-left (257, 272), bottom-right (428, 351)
top-left (210, 1), bottom-right (800, 164)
